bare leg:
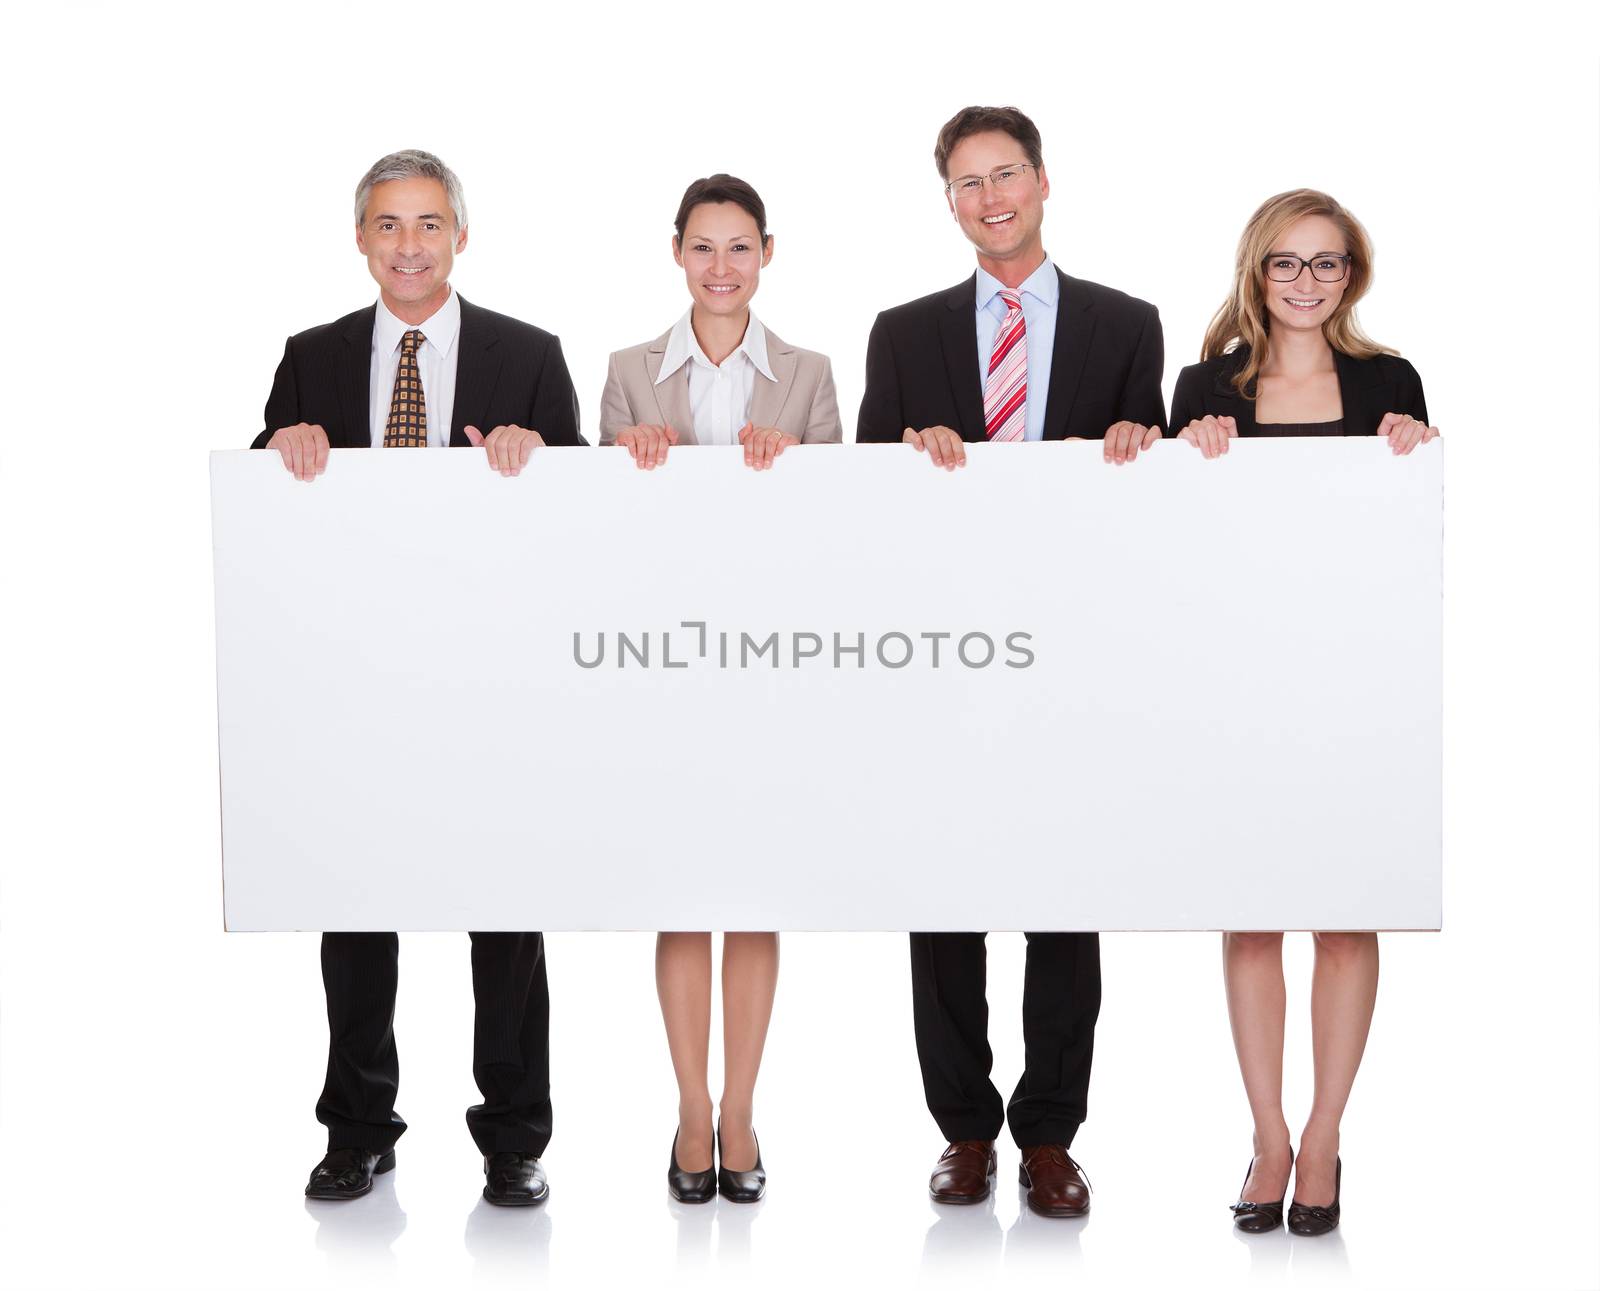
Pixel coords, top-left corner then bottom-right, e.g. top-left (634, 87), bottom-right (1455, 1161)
top-left (1223, 931), bottom-right (1293, 1202)
top-left (1296, 931), bottom-right (1378, 1206)
top-left (657, 932), bottom-right (714, 1172)
top-left (718, 932), bottom-right (779, 1171)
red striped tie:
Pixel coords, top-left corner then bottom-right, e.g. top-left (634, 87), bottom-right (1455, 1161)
top-left (984, 290), bottom-right (1026, 442)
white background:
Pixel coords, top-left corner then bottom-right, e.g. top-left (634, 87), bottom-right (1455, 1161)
top-left (1, 3), bottom-right (1596, 1290)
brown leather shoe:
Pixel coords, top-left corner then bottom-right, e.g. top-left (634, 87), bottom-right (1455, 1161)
top-left (1018, 1145), bottom-right (1090, 1217)
top-left (928, 1140), bottom-right (998, 1204)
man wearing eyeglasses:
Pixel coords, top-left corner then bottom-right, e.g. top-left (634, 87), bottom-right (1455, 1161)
top-left (857, 105), bottom-right (1166, 1217)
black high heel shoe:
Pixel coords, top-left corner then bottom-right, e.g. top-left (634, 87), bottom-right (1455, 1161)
top-left (716, 1123), bottom-right (766, 1203)
top-left (1229, 1149), bottom-right (1292, 1233)
top-left (667, 1130), bottom-right (716, 1204)
top-left (1287, 1156), bottom-right (1342, 1236)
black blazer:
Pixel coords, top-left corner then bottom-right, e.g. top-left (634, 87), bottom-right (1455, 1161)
top-left (252, 295), bottom-right (585, 450)
top-left (857, 268), bottom-right (1165, 442)
top-left (1169, 346), bottom-right (1428, 437)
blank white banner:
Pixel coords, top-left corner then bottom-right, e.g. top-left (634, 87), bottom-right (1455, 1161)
top-left (211, 440), bottom-right (1441, 932)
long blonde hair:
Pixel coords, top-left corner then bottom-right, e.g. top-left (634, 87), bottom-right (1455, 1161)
top-left (1201, 189), bottom-right (1395, 397)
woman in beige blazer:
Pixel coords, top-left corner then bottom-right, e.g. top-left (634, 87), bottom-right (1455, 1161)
top-left (601, 175), bottom-right (839, 1205)
top-left (599, 173), bottom-right (842, 472)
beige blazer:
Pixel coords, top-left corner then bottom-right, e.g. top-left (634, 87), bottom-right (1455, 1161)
top-left (598, 324), bottom-right (842, 446)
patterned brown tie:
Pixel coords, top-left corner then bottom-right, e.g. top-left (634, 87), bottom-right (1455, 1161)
top-left (383, 329), bottom-right (428, 447)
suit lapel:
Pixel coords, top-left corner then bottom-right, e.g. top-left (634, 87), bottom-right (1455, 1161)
top-left (1211, 353), bottom-right (1256, 434)
top-left (449, 297), bottom-right (503, 446)
top-left (1042, 269), bottom-right (1095, 440)
top-left (749, 328), bottom-right (796, 430)
top-left (339, 307), bottom-right (375, 446)
top-left (645, 341), bottom-right (696, 443)
top-left (938, 276), bottom-right (985, 438)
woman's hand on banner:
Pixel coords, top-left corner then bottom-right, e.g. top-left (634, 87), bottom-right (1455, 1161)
top-left (614, 424), bottom-right (678, 470)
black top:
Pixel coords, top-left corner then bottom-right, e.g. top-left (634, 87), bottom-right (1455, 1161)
top-left (1251, 418), bottom-right (1346, 437)
top-left (1169, 345), bottom-right (1427, 438)
top-left (252, 295), bottom-right (585, 450)
top-left (856, 268), bottom-right (1166, 442)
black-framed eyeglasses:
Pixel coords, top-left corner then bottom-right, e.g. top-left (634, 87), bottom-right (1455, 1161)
top-left (1262, 253), bottom-right (1351, 283)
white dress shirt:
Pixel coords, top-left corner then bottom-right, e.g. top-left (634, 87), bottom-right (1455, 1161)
top-left (654, 309), bottom-right (775, 445)
top-left (369, 286), bottom-right (462, 447)
top-left (975, 257), bottom-right (1059, 442)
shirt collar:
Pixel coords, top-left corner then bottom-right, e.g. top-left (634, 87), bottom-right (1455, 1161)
top-left (655, 309), bottom-right (775, 384)
top-left (374, 284), bottom-right (461, 356)
top-left (976, 256), bottom-right (1058, 313)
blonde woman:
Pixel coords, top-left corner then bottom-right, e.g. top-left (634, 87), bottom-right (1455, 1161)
top-left (599, 174), bottom-right (841, 1204)
top-left (1170, 190), bottom-right (1438, 1236)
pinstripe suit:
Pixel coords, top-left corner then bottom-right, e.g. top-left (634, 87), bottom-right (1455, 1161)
top-left (255, 294), bottom-right (581, 1154)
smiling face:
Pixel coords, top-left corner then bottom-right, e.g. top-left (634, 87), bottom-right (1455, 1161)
top-left (673, 201), bottom-right (771, 316)
top-left (943, 129), bottom-right (1049, 275)
top-left (356, 177), bottom-right (466, 321)
top-left (1260, 214), bottom-right (1350, 337)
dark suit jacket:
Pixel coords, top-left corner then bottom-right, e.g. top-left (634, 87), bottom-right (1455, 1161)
top-left (857, 268), bottom-right (1165, 442)
top-left (1169, 346), bottom-right (1428, 437)
top-left (252, 294), bottom-right (584, 449)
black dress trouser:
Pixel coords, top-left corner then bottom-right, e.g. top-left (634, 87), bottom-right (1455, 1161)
top-left (316, 931), bottom-right (552, 1156)
top-left (909, 931), bottom-right (1101, 1149)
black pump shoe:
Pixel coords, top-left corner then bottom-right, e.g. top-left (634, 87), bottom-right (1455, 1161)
top-left (668, 1130), bottom-right (717, 1204)
top-left (1229, 1150), bottom-right (1292, 1233)
top-left (1287, 1157), bottom-right (1342, 1236)
top-left (716, 1124), bottom-right (766, 1203)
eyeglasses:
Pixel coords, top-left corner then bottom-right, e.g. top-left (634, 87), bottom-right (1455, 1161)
top-left (945, 163), bottom-right (1037, 200)
top-left (1262, 253), bottom-right (1351, 283)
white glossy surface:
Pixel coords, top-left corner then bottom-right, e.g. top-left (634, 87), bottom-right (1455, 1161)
top-left (0, 924), bottom-right (1594, 1291)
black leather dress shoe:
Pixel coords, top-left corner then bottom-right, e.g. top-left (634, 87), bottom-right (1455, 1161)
top-left (305, 1147), bottom-right (395, 1200)
top-left (716, 1125), bottom-right (766, 1203)
top-left (1287, 1157), bottom-right (1341, 1236)
top-left (483, 1152), bottom-right (549, 1207)
top-left (668, 1130), bottom-right (716, 1204)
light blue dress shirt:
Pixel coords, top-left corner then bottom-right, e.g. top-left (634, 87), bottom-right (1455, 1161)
top-left (974, 257), bottom-right (1058, 442)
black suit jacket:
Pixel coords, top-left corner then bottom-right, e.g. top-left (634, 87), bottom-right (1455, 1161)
top-left (1169, 346), bottom-right (1428, 437)
top-left (856, 268), bottom-right (1165, 442)
top-left (252, 294), bottom-right (585, 450)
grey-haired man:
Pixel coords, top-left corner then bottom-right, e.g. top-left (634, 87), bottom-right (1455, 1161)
top-left (254, 149), bottom-right (584, 1205)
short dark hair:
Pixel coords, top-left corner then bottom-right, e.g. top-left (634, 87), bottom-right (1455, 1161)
top-left (933, 106), bottom-right (1044, 180)
top-left (673, 174), bottom-right (770, 246)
